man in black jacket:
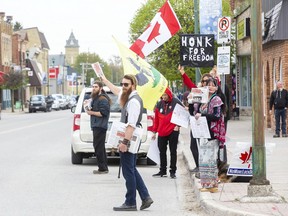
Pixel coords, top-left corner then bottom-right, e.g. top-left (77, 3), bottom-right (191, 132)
top-left (86, 81), bottom-right (111, 173)
top-left (269, 81), bottom-right (288, 138)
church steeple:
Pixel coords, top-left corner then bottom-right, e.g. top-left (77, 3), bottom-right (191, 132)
top-left (65, 31), bottom-right (79, 48)
top-left (65, 31), bottom-right (79, 66)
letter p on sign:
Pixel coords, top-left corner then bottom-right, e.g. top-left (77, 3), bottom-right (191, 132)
top-left (217, 17), bottom-right (231, 44)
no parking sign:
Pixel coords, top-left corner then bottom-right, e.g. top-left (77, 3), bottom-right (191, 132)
top-left (217, 17), bottom-right (231, 44)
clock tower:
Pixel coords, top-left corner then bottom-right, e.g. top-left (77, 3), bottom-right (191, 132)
top-left (65, 31), bottom-right (79, 66)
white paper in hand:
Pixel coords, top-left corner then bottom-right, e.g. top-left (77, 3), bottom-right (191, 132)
top-left (91, 62), bottom-right (104, 78)
top-left (147, 138), bottom-right (160, 164)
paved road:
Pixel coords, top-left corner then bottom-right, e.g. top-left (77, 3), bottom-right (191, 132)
top-left (0, 110), bottom-right (206, 216)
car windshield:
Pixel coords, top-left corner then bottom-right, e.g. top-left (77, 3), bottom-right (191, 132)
top-left (31, 96), bottom-right (42, 101)
top-left (82, 92), bottom-right (120, 113)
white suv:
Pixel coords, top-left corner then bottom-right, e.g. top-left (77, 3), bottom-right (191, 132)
top-left (70, 86), bottom-right (154, 165)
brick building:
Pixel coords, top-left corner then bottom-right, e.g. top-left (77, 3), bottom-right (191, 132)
top-left (234, 0), bottom-right (288, 131)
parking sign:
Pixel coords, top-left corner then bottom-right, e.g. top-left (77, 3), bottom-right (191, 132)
top-left (217, 17), bottom-right (231, 44)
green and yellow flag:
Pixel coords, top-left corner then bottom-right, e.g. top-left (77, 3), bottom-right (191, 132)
top-left (113, 37), bottom-right (168, 110)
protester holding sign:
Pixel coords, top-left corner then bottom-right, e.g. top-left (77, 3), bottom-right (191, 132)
top-left (101, 74), bottom-right (153, 211)
top-left (178, 65), bottom-right (213, 176)
top-left (188, 78), bottom-right (226, 193)
top-left (151, 87), bottom-right (183, 179)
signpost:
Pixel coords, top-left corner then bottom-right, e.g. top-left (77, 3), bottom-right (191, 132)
top-left (217, 17), bottom-right (231, 44)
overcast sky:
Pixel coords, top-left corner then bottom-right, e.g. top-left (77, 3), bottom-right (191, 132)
top-left (2, 0), bottom-right (146, 61)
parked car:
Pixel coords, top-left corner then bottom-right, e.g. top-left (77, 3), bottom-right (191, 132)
top-left (52, 94), bottom-right (67, 110)
top-left (70, 86), bottom-right (155, 165)
top-left (28, 95), bottom-right (51, 113)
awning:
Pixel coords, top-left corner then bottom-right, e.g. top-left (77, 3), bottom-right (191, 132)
top-left (26, 59), bottom-right (43, 86)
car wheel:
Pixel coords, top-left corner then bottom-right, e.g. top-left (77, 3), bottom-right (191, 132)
top-left (71, 148), bottom-right (83, 164)
top-left (147, 157), bottom-right (157, 165)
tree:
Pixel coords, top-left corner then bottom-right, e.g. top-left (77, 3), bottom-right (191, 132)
top-left (0, 68), bottom-right (26, 112)
top-left (108, 55), bottom-right (124, 84)
top-left (74, 52), bottom-right (112, 86)
top-left (129, 0), bottom-right (232, 85)
top-left (13, 21), bottom-right (23, 31)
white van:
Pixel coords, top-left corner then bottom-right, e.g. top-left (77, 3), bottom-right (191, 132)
top-left (70, 86), bottom-right (155, 165)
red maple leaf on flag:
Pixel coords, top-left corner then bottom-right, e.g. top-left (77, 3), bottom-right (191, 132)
top-left (147, 22), bottom-right (161, 44)
top-left (239, 147), bottom-right (252, 167)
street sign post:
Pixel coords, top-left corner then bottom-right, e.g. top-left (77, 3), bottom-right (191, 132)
top-left (217, 17), bottom-right (231, 44)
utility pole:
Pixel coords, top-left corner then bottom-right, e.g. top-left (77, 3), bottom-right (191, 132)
top-left (194, 0), bottom-right (201, 83)
top-left (240, 0), bottom-right (281, 203)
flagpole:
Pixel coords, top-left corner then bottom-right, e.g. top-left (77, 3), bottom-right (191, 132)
top-left (194, 0), bottom-right (201, 83)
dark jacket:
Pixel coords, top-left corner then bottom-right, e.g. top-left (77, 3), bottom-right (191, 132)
top-left (90, 93), bottom-right (110, 130)
top-left (269, 89), bottom-right (288, 110)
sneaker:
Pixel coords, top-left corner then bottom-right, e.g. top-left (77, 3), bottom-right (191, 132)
top-left (140, 197), bottom-right (153, 210)
top-left (93, 170), bottom-right (109, 174)
top-left (273, 134), bottom-right (280, 138)
top-left (113, 203), bottom-right (137, 211)
top-left (170, 173), bottom-right (176, 179)
top-left (283, 134), bottom-right (287, 137)
top-left (152, 171), bottom-right (167, 177)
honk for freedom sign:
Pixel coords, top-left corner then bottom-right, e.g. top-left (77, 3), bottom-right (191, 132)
top-left (180, 34), bottom-right (214, 67)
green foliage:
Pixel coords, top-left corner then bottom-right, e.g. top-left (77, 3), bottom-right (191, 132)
top-left (13, 21), bottom-right (23, 31)
top-left (129, 0), bottom-right (233, 84)
top-left (74, 52), bottom-right (112, 86)
top-left (0, 69), bottom-right (26, 90)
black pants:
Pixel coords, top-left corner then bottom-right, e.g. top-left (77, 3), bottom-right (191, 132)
top-left (93, 127), bottom-right (108, 171)
top-left (158, 131), bottom-right (179, 174)
top-left (190, 132), bottom-right (199, 168)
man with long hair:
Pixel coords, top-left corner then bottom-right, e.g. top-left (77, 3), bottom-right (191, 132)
top-left (101, 74), bottom-right (153, 211)
top-left (86, 81), bottom-right (111, 174)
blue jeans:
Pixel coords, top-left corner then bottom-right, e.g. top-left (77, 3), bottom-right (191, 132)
top-left (275, 108), bottom-right (287, 135)
top-left (120, 152), bottom-right (150, 206)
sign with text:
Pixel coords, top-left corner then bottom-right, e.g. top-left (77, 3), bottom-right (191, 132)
top-left (180, 34), bottom-right (214, 67)
top-left (217, 46), bottom-right (230, 74)
top-left (49, 67), bottom-right (59, 79)
top-left (217, 17), bottom-right (231, 44)
top-left (227, 142), bottom-right (275, 177)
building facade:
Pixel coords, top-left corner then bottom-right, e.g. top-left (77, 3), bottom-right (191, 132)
top-left (234, 0), bottom-right (288, 131)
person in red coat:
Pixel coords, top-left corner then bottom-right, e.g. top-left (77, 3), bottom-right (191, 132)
top-left (151, 87), bottom-right (183, 178)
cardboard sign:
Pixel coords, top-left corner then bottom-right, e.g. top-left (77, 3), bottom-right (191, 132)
top-left (180, 34), bottom-right (214, 67)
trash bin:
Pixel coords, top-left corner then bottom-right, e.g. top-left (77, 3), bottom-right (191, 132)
top-left (15, 101), bottom-right (21, 109)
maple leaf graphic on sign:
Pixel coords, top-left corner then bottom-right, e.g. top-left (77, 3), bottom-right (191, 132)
top-left (147, 22), bottom-right (161, 44)
top-left (239, 147), bottom-right (252, 168)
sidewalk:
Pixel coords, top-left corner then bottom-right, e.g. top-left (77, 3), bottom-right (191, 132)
top-left (179, 117), bottom-right (288, 216)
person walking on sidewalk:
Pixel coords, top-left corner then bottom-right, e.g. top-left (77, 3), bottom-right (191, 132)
top-left (269, 80), bottom-right (288, 138)
top-left (85, 81), bottom-right (111, 174)
top-left (101, 74), bottom-right (153, 211)
top-left (151, 87), bottom-right (183, 179)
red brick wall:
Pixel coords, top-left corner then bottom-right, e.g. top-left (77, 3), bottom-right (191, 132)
top-left (263, 41), bottom-right (288, 131)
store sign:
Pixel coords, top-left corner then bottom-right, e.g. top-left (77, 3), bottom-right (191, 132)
top-left (237, 18), bottom-right (250, 40)
top-left (49, 68), bottom-right (59, 79)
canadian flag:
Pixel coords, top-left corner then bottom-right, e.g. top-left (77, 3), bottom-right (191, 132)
top-left (130, 0), bottom-right (181, 58)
